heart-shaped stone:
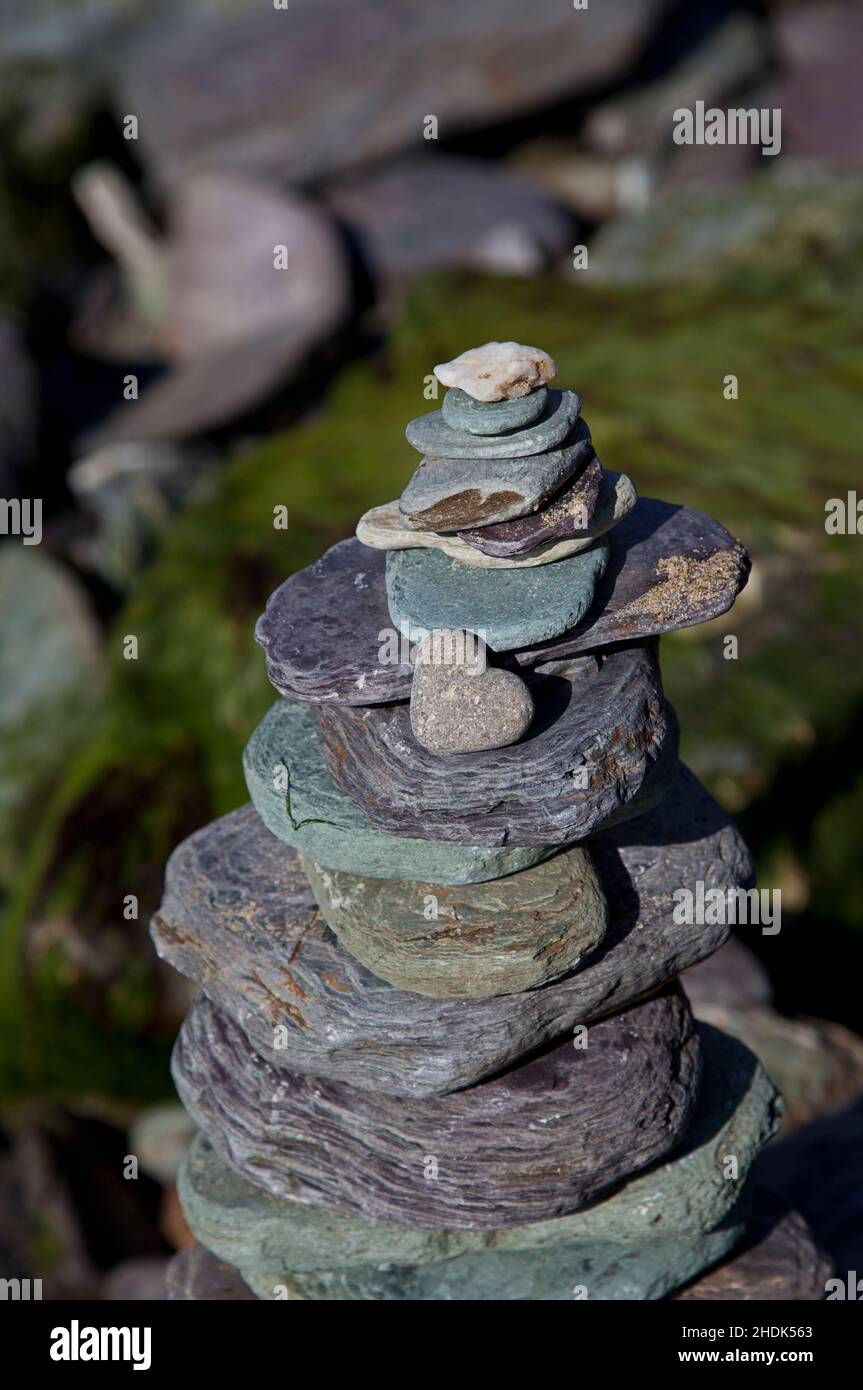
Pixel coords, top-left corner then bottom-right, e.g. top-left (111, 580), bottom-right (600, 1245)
top-left (410, 628), bottom-right (533, 754)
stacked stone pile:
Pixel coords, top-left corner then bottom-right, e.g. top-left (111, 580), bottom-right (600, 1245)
top-left (156, 342), bottom-right (828, 1300)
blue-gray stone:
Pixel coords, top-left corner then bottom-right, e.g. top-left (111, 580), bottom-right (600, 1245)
top-left (242, 697), bottom-right (554, 883)
top-left (405, 388), bottom-right (580, 459)
top-left (441, 386), bottom-right (547, 435)
top-left (386, 536), bottom-right (610, 650)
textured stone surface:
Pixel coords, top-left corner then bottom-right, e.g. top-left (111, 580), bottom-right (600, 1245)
top-left (358, 463), bottom-right (633, 570)
top-left (301, 839), bottom-right (607, 999)
top-left (675, 1189), bottom-right (831, 1302)
top-left (434, 342), bottom-right (557, 402)
top-left (319, 642), bottom-right (674, 845)
top-left (399, 417), bottom-right (592, 532)
top-left (409, 630), bottom-right (534, 755)
top-left (243, 697), bottom-right (553, 883)
top-left (255, 501), bottom-right (750, 705)
top-left (172, 986), bottom-right (701, 1230)
top-left (359, 465), bottom-right (634, 571)
top-left (405, 388), bottom-right (579, 461)
top-left (459, 456), bottom-right (607, 556)
top-left (386, 536), bottom-right (609, 651)
top-left (442, 385), bottom-right (548, 434)
top-left (178, 1025), bottom-right (779, 1299)
top-left (152, 766), bottom-right (747, 1095)
top-left (164, 1244), bottom-right (256, 1301)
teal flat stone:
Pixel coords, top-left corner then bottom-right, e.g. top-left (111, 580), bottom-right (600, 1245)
top-left (406, 388), bottom-right (580, 458)
top-left (386, 537), bottom-right (610, 650)
top-left (242, 698), bottom-right (555, 883)
top-left (441, 386), bottom-right (547, 435)
top-left (178, 1024), bottom-right (781, 1300)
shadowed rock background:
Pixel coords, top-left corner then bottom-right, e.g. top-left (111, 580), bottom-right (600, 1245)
top-left (0, 0), bottom-right (861, 1297)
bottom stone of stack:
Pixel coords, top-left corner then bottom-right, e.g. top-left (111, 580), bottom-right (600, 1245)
top-left (176, 1025), bottom-right (781, 1301)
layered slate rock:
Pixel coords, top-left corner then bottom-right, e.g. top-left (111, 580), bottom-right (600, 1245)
top-left (151, 765), bottom-right (748, 1097)
top-left (674, 1190), bottom-right (831, 1302)
top-left (178, 1025), bottom-right (781, 1300)
top-left (255, 500), bottom-right (750, 705)
top-left (399, 420), bottom-right (592, 532)
top-left (243, 698), bottom-right (554, 884)
top-left (404, 389), bottom-right (580, 462)
top-left (386, 536), bottom-right (610, 650)
top-left (301, 841), bottom-right (608, 999)
top-left (318, 643), bottom-right (674, 846)
top-left (357, 465), bottom-right (632, 571)
top-left (172, 986), bottom-right (701, 1230)
top-left (458, 454), bottom-right (607, 556)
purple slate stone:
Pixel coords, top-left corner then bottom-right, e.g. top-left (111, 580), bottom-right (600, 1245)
top-left (317, 641), bottom-right (676, 846)
top-left (458, 453), bottom-right (603, 557)
top-left (255, 498), bottom-right (750, 706)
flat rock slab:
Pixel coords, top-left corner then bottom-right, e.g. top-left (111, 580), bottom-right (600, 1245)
top-left (255, 500), bottom-right (750, 705)
top-left (458, 453), bottom-right (604, 555)
top-left (386, 536), bottom-right (610, 651)
top-left (151, 764), bottom-right (749, 1098)
top-left (357, 466), bottom-right (631, 570)
top-left (405, 389), bottom-right (580, 461)
top-left (301, 840), bottom-right (608, 999)
top-left (172, 986), bottom-right (701, 1230)
top-left (674, 1188), bottom-right (831, 1301)
top-left (178, 1025), bottom-right (779, 1299)
top-left (399, 419), bottom-right (593, 532)
top-left (318, 642), bottom-right (676, 846)
top-left (244, 697), bottom-right (554, 883)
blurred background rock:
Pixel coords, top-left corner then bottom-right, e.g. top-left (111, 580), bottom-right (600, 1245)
top-left (0, 0), bottom-right (861, 1297)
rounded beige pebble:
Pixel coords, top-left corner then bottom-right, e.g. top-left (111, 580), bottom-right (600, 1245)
top-left (433, 341), bottom-right (558, 401)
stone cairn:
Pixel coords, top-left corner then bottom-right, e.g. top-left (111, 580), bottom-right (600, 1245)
top-left (156, 341), bottom-right (824, 1301)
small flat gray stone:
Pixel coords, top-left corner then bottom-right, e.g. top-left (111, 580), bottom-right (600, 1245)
top-left (399, 416), bottom-right (593, 532)
top-left (256, 500), bottom-right (750, 705)
top-left (386, 536), bottom-right (610, 651)
top-left (177, 1024), bottom-right (780, 1298)
top-left (319, 643), bottom-right (676, 845)
top-left (243, 696), bottom-right (554, 883)
top-left (410, 629), bottom-right (534, 754)
top-left (405, 388), bottom-right (581, 460)
top-left (172, 985), bottom-right (701, 1229)
top-left (441, 385), bottom-right (548, 434)
top-left (151, 764), bottom-right (750, 1097)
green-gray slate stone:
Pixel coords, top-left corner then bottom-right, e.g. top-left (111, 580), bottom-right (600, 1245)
top-left (441, 385), bottom-right (548, 435)
top-left (243, 697), bottom-right (555, 882)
